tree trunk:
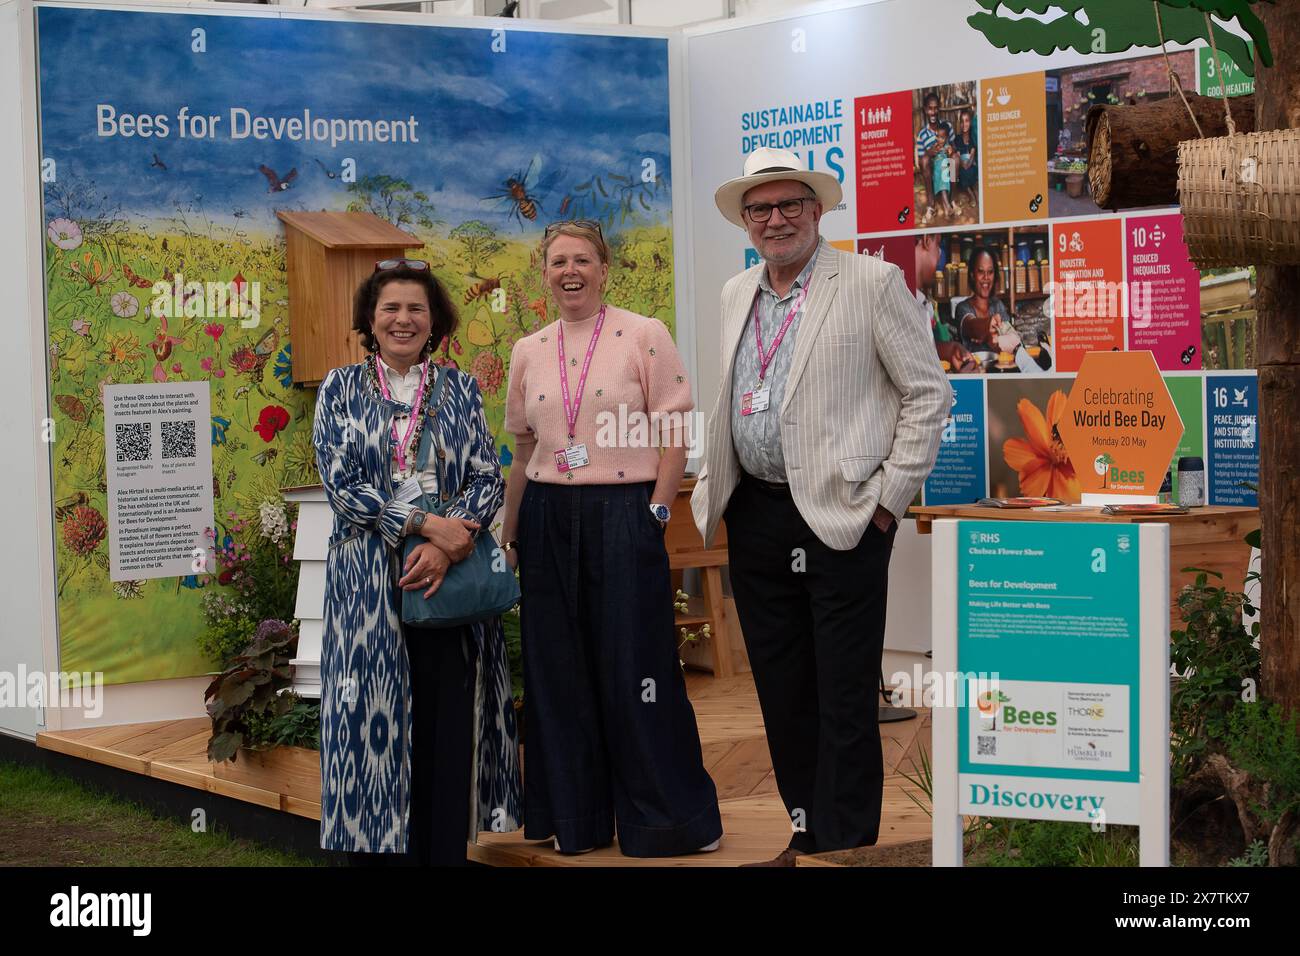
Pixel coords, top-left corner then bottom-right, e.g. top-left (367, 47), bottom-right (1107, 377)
top-left (1087, 94), bottom-right (1256, 209)
top-left (1256, 2), bottom-right (1300, 720)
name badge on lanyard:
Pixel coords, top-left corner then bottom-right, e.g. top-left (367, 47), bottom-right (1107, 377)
top-left (554, 444), bottom-right (591, 472)
top-left (742, 280), bottom-right (811, 416)
top-left (555, 305), bottom-right (606, 472)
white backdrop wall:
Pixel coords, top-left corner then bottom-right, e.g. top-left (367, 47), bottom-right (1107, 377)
top-left (0, 0), bottom-right (60, 739)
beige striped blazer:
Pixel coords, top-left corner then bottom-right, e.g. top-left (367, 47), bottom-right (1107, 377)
top-left (691, 240), bottom-right (950, 551)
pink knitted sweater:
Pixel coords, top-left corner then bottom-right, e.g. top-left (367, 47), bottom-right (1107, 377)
top-left (504, 305), bottom-right (692, 484)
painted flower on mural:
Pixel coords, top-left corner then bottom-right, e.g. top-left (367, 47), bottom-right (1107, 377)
top-left (273, 345), bottom-right (293, 388)
top-left (68, 253), bottom-right (115, 292)
top-left (63, 505), bottom-right (107, 556)
top-left (110, 291), bottom-right (140, 319)
top-left (71, 318), bottom-right (91, 337)
top-left (212, 416), bottom-right (231, 445)
top-left (253, 405), bottom-right (290, 442)
top-left (113, 580), bottom-right (145, 600)
top-left (229, 346), bottom-right (262, 376)
top-left (105, 332), bottom-right (142, 366)
top-left (1002, 391), bottom-right (1081, 502)
top-left (259, 499), bottom-right (290, 545)
top-left (282, 430), bottom-right (319, 486)
top-left (470, 350), bottom-right (505, 395)
top-left (200, 357), bottom-right (227, 379)
top-left (205, 323), bottom-right (226, 344)
top-left (47, 218), bottom-right (83, 251)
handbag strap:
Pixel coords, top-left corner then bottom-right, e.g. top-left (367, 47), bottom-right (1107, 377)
top-left (411, 366), bottom-right (464, 517)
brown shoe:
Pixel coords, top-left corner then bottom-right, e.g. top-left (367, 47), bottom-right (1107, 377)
top-left (740, 847), bottom-right (804, 867)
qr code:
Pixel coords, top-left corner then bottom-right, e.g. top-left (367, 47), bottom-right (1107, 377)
top-left (977, 735), bottom-right (997, 756)
top-left (115, 422), bottom-right (151, 462)
top-left (161, 419), bottom-right (197, 460)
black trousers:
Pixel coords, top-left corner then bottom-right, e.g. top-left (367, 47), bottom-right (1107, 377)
top-left (724, 474), bottom-right (897, 854)
top-left (517, 480), bottom-right (723, 857)
top-left (345, 625), bottom-right (476, 867)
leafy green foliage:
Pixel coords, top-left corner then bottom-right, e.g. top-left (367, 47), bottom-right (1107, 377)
top-left (204, 620), bottom-right (297, 763)
top-left (200, 500), bottom-right (299, 669)
top-left (1170, 567), bottom-right (1260, 781)
top-left (198, 609), bottom-right (258, 670)
top-left (1225, 701), bottom-right (1300, 824)
top-left (967, 1), bottom-right (1270, 76)
top-left (255, 696), bottom-right (320, 751)
top-left (1228, 839), bottom-right (1269, 866)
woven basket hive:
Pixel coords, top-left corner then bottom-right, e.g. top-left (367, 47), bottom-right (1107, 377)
top-left (1178, 127), bottom-right (1300, 268)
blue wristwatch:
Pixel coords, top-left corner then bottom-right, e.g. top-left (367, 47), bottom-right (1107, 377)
top-left (649, 503), bottom-right (671, 528)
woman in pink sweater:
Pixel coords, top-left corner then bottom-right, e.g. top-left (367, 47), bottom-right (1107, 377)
top-left (501, 221), bottom-right (722, 857)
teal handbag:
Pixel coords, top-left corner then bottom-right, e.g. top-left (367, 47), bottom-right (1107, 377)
top-left (399, 368), bottom-right (520, 628)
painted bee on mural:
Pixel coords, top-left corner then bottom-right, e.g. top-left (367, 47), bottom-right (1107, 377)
top-left (54, 491), bottom-right (91, 522)
top-left (464, 276), bottom-right (502, 305)
top-left (484, 155), bottom-right (561, 229)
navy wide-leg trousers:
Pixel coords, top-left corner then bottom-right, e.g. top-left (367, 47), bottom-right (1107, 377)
top-left (517, 480), bottom-right (722, 857)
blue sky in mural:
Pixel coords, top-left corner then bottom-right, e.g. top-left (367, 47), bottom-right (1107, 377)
top-left (37, 7), bottom-right (671, 234)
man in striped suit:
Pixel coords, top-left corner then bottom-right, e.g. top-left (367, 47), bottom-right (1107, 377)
top-left (691, 147), bottom-right (949, 865)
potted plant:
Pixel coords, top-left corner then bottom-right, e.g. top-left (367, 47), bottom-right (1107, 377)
top-left (205, 619), bottom-right (322, 804)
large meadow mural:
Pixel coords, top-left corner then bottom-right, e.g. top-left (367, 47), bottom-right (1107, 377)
top-left (38, 7), bottom-right (674, 682)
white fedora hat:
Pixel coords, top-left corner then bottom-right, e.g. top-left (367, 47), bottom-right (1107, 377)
top-left (714, 147), bottom-right (842, 229)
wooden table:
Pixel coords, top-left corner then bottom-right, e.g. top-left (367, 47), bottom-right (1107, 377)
top-left (910, 504), bottom-right (1260, 622)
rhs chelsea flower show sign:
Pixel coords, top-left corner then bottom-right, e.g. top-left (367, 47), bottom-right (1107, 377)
top-left (930, 519), bottom-right (1171, 866)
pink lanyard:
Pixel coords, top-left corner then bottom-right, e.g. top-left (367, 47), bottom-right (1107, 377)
top-left (557, 305), bottom-right (606, 443)
top-left (375, 358), bottom-right (430, 473)
top-left (752, 279), bottom-right (812, 382)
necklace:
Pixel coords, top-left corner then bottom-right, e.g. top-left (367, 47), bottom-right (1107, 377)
top-left (366, 353), bottom-right (436, 478)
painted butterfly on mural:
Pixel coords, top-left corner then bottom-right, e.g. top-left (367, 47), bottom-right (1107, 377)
top-left (122, 263), bottom-right (155, 289)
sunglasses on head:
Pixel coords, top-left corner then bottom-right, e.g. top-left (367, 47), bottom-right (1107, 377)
top-left (544, 220), bottom-right (604, 240)
top-left (374, 258), bottom-right (431, 273)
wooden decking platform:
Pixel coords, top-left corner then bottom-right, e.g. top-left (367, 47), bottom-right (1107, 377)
top-left (35, 672), bottom-right (932, 866)
top-left (471, 673), bottom-right (932, 866)
top-left (35, 716), bottom-right (323, 819)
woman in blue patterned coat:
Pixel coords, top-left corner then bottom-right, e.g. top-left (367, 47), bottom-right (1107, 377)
top-left (312, 260), bottom-right (522, 865)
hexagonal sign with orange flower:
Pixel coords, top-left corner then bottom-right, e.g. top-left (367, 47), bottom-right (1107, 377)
top-left (1056, 351), bottom-right (1184, 497)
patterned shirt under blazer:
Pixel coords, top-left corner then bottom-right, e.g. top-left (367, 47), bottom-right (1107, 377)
top-left (691, 240), bottom-right (951, 551)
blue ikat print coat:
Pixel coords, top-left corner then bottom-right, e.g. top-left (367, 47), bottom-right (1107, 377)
top-left (312, 360), bottom-right (522, 852)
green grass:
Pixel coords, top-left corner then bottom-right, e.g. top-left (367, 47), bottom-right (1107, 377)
top-left (0, 760), bottom-right (319, 867)
top-left (967, 818), bottom-right (1139, 867)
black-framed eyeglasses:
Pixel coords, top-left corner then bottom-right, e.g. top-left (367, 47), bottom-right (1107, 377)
top-left (743, 198), bottom-right (813, 223)
top-left (374, 258), bottom-right (431, 273)
top-left (544, 219), bottom-right (604, 240)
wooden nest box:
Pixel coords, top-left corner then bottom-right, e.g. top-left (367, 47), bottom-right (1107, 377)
top-left (276, 210), bottom-right (423, 386)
